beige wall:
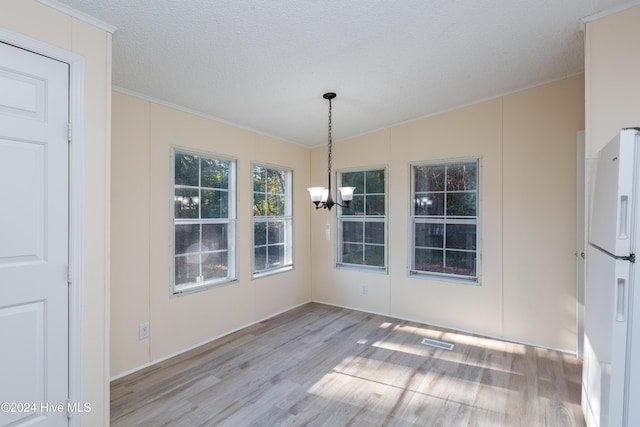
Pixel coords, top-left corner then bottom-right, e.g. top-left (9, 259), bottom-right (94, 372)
top-left (502, 77), bottom-right (584, 348)
top-left (0, 1), bottom-right (112, 424)
top-left (111, 93), bottom-right (150, 371)
top-left (110, 93), bottom-right (311, 375)
top-left (585, 5), bottom-right (640, 157)
top-left (311, 75), bottom-right (584, 351)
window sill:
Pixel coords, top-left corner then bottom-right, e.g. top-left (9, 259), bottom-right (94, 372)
top-left (172, 278), bottom-right (238, 297)
top-left (409, 270), bottom-right (479, 285)
top-left (252, 265), bottom-right (293, 280)
top-left (336, 263), bottom-right (387, 274)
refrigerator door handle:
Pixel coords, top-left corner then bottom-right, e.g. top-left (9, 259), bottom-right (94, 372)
top-left (616, 277), bottom-right (627, 322)
top-left (619, 195), bottom-right (629, 240)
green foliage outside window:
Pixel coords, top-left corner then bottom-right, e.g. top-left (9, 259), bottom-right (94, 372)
top-left (253, 166), bottom-right (286, 217)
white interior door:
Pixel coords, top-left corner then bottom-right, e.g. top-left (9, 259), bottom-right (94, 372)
top-left (0, 42), bottom-right (70, 426)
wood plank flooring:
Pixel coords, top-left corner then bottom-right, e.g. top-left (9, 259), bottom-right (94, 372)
top-left (111, 303), bottom-right (585, 426)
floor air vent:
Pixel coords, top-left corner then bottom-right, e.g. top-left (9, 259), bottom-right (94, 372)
top-left (421, 338), bottom-right (454, 351)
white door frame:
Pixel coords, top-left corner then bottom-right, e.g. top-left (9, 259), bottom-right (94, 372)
top-left (576, 130), bottom-right (586, 358)
top-left (0, 28), bottom-right (85, 426)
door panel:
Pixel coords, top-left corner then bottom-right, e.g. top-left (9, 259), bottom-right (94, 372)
top-left (0, 66), bottom-right (45, 120)
top-left (589, 130), bottom-right (636, 256)
top-left (0, 42), bottom-right (69, 426)
top-left (583, 245), bottom-right (628, 427)
top-left (0, 139), bottom-right (45, 263)
top-left (627, 274), bottom-right (640, 426)
top-left (0, 302), bottom-right (45, 407)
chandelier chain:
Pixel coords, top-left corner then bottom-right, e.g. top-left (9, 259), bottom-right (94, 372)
top-left (307, 92), bottom-right (351, 212)
top-left (327, 97), bottom-right (332, 175)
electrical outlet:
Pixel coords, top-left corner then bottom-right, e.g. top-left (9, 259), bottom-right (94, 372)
top-left (361, 284), bottom-right (368, 295)
top-left (139, 322), bottom-right (150, 340)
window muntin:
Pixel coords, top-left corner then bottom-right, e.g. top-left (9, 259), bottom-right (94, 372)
top-left (411, 159), bottom-right (479, 282)
top-left (172, 149), bottom-right (236, 294)
top-left (337, 169), bottom-right (386, 270)
top-left (252, 164), bottom-right (293, 276)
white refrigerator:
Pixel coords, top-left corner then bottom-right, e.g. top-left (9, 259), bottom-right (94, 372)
top-left (583, 128), bottom-right (640, 427)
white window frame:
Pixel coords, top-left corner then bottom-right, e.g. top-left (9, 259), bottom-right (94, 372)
top-left (337, 167), bottom-right (388, 272)
top-left (409, 158), bottom-right (480, 284)
top-left (170, 147), bottom-right (237, 295)
top-left (252, 163), bottom-right (293, 277)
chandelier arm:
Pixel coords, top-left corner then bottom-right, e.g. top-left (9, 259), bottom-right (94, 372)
top-left (317, 200), bottom-right (350, 211)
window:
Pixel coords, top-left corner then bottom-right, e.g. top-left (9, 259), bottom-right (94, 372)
top-left (337, 169), bottom-right (386, 270)
top-left (252, 164), bottom-right (293, 276)
top-left (411, 159), bottom-right (479, 282)
top-left (171, 149), bottom-right (236, 294)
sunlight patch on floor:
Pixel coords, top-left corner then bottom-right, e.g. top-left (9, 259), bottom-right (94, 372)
top-left (370, 339), bottom-right (430, 357)
top-left (305, 355), bottom-right (516, 416)
top-left (441, 331), bottom-right (527, 355)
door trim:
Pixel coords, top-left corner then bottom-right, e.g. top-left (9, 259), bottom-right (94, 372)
top-left (0, 28), bottom-right (86, 426)
top-left (577, 130), bottom-right (586, 358)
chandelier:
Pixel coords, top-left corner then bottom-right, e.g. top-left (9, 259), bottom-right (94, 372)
top-left (307, 93), bottom-right (355, 211)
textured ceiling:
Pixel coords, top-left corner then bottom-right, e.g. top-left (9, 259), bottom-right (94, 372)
top-left (53, 0), bottom-right (631, 147)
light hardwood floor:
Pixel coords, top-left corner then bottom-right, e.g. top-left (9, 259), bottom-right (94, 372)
top-left (111, 303), bottom-right (585, 426)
